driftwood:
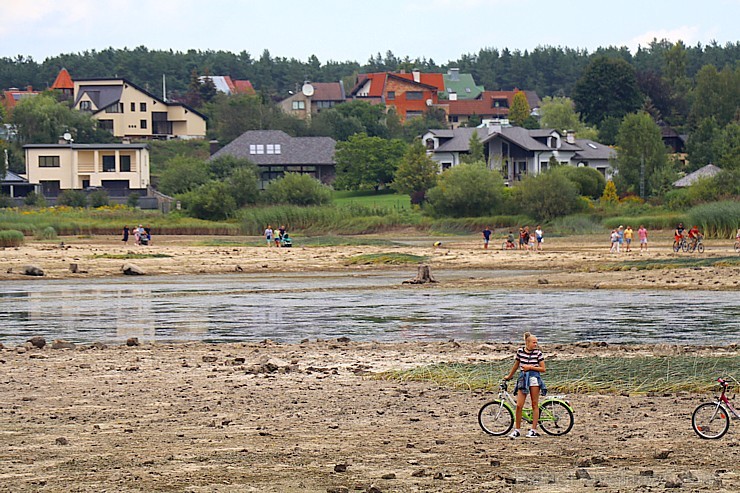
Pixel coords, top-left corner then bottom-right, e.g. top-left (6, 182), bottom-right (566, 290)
top-left (403, 264), bottom-right (438, 284)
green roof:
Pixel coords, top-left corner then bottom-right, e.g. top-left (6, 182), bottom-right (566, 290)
top-left (440, 73), bottom-right (484, 100)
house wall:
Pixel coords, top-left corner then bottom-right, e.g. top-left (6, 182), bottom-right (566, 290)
top-left (279, 93), bottom-right (311, 120)
top-left (24, 146), bottom-right (150, 192)
top-left (384, 78), bottom-right (437, 121)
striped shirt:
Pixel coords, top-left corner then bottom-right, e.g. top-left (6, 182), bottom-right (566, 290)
top-left (516, 347), bottom-right (544, 367)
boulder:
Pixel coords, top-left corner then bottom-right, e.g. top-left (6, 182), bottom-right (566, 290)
top-left (121, 263), bottom-right (145, 275)
top-left (28, 336), bottom-right (47, 348)
top-left (126, 337), bottom-right (140, 347)
top-left (51, 339), bottom-right (76, 350)
top-left (23, 265), bottom-right (45, 276)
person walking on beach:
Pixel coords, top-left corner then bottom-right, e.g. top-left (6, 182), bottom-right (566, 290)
top-left (503, 332), bottom-right (546, 438)
top-left (610, 229), bottom-right (619, 253)
top-left (482, 227), bottom-right (492, 249)
top-left (624, 226), bottom-right (633, 252)
top-left (122, 225), bottom-right (129, 245)
top-left (638, 225), bottom-right (648, 252)
top-left (617, 226), bottom-right (624, 253)
top-left (535, 225), bottom-right (543, 252)
top-left (264, 225), bottom-right (274, 247)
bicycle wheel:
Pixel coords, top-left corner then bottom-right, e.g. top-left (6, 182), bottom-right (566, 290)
top-left (478, 400), bottom-right (514, 436)
top-left (538, 400), bottom-right (574, 436)
top-left (734, 241), bottom-right (739, 253)
top-left (697, 243), bottom-right (704, 253)
top-left (681, 240), bottom-right (689, 252)
top-left (673, 241), bottom-right (681, 252)
top-left (502, 241), bottom-right (509, 250)
top-left (692, 402), bottom-right (730, 439)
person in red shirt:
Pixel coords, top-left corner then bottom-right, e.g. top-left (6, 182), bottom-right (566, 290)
top-left (688, 225), bottom-right (702, 248)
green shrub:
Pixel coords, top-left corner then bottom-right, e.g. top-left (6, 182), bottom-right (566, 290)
top-left (0, 229), bottom-right (24, 247)
top-left (36, 226), bottom-right (57, 240)
top-left (687, 201), bottom-right (740, 238)
top-left (23, 191), bottom-right (46, 207)
top-left (57, 189), bottom-right (87, 208)
top-left (603, 213), bottom-right (686, 230)
top-left (550, 214), bottom-right (605, 235)
top-left (262, 173), bottom-right (332, 206)
top-left (126, 192), bottom-right (141, 209)
top-left (518, 171), bottom-right (583, 220)
top-left (181, 181), bottom-right (237, 221)
top-left (0, 194), bottom-right (12, 208)
top-left (425, 163), bottom-right (505, 217)
top-left (556, 166), bottom-right (606, 199)
top-left (88, 189), bottom-right (110, 208)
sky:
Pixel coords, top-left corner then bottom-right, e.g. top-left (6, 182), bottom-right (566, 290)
top-left (2, 0), bottom-right (739, 64)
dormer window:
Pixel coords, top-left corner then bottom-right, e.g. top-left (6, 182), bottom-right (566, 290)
top-left (425, 138), bottom-right (435, 150)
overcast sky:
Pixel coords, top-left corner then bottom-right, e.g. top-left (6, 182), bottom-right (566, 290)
top-left (2, 0), bottom-right (738, 64)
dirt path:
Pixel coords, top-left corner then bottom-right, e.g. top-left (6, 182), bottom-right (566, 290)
top-left (0, 341), bottom-right (738, 492)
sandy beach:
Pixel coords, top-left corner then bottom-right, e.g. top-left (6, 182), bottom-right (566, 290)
top-left (1, 233), bottom-right (739, 492)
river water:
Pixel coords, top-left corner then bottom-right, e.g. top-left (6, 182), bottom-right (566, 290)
top-left (1, 271), bottom-right (738, 345)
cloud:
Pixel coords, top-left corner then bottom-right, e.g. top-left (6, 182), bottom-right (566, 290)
top-left (0, 1), bottom-right (97, 38)
top-left (626, 26), bottom-right (701, 51)
top-left (403, 0), bottom-right (506, 13)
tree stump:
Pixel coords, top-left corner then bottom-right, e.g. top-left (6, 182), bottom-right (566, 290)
top-left (403, 264), bottom-right (438, 284)
top-left (69, 263), bottom-right (78, 273)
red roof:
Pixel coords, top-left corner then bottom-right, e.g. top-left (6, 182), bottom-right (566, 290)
top-left (51, 68), bottom-right (74, 90)
top-left (233, 80), bottom-right (255, 95)
top-left (393, 72), bottom-right (445, 91)
top-left (311, 82), bottom-right (344, 101)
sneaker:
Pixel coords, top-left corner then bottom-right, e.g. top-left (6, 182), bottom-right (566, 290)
top-left (508, 429), bottom-right (520, 439)
top-left (525, 429), bottom-right (540, 438)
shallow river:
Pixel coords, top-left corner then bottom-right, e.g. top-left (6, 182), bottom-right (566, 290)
top-left (1, 271), bottom-right (738, 345)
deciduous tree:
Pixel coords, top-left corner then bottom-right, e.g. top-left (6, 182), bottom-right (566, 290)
top-left (334, 133), bottom-right (407, 191)
top-left (426, 163), bottom-right (505, 217)
top-left (574, 56), bottom-right (643, 126)
top-left (614, 112), bottom-right (670, 198)
top-left (392, 140), bottom-right (438, 204)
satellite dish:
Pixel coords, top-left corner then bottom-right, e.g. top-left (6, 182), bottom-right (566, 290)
top-left (63, 132), bottom-right (72, 142)
top-left (301, 83), bottom-right (314, 97)
top-left (425, 98), bottom-right (433, 106)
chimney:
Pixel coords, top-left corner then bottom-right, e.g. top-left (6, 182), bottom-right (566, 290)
top-left (412, 69), bottom-right (420, 83)
top-left (209, 140), bottom-right (221, 156)
top-left (488, 124), bottom-right (502, 135)
top-left (566, 130), bottom-right (575, 144)
top-left (27, 85), bottom-right (33, 92)
top-left (448, 68), bottom-right (460, 81)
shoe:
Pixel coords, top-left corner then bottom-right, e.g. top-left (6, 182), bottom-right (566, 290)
top-left (508, 429), bottom-right (520, 439)
top-left (525, 429), bottom-right (540, 438)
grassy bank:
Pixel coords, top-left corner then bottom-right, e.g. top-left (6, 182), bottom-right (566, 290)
top-left (378, 356), bottom-right (739, 394)
top-left (603, 256), bottom-right (740, 271)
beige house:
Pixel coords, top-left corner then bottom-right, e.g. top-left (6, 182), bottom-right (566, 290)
top-left (278, 82), bottom-right (346, 121)
top-left (23, 143), bottom-right (150, 197)
top-left (73, 78), bottom-right (206, 139)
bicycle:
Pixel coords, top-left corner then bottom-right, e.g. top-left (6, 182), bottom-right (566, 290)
top-left (478, 380), bottom-right (574, 436)
top-left (501, 240), bottom-right (517, 250)
top-left (691, 377), bottom-right (740, 439)
top-left (673, 237), bottom-right (688, 252)
top-left (686, 236), bottom-right (704, 253)
top-left (734, 240), bottom-right (740, 253)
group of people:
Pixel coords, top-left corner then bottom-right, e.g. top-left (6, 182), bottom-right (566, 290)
top-left (609, 225), bottom-right (648, 253)
top-left (122, 225), bottom-right (151, 246)
top-left (263, 225), bottom-right (292, 248)
top-left (674, 222), bottom-right (703, 248)
top-left (496, 225), bottom-right (544, 252)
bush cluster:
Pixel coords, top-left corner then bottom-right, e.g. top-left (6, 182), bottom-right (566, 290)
top-left (0, 229), bottom-right (24, 247)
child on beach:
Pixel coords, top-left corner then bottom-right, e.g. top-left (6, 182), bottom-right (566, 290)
top-left (503, 332), bottom-right (546, 438)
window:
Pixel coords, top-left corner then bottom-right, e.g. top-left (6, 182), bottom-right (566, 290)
top-left (387, 91), bottom-right (395, 100)
top-left (292, 100), bottom-right (305, 110)
top-left (274, 144), bottom-right (281, 154)
top-left (140, 119), bottom-right (148, 129)
top-left (105, 103), bottom-right (123, 113)
top-left (587, 143), bottom-right (598, 149)
top-left (406, 111), bottom-right (423, 119)
top-left (102, 155), bottom-right (116, 172)
top-left (450, 115), bottom-right (459, 123)
top-left (98, 120), bottom-right (114, 132)
top-left (38, 156), bottom-right (60, 168)
top-left (266, 144), bottom-right (275, 154)
top-left (256, 145), bottom-right (264, 154)
top-left (316, 101), bottom-right (334, 109)
top-left (120, 155), bottom-right (131, 172)
top-left (406, 91), bottom-right (423, 100)
top-left (465, 87), bottom-right (471, 93)
top-left (79, 101), bottom-right (92, 111)
top-left (140, 102), bottom-right (147, 112)
top-left (130, 102), bottom-right (136, 112)
top-left (249, 144), bottom-right (256, 154)
top-left (425, 139), bottom-right (435, 150)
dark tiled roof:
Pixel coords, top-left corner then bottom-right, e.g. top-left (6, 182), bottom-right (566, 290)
top-left (2, 170), bottom-right (28, 183)
top-left (482, 126), bottom-right (551, 151)
top-left (572, 139), bottom-right (616, 160)
top-left (435, 128), bottom-right (489, 152)
top-left (311, 82), bottom-right (345, 101)
top-left (74, 84), bottom-right (123, 111)
top-left (210, 130), bottom-right (336, 165)
top-left (673, 164), bottom-right (722, 187)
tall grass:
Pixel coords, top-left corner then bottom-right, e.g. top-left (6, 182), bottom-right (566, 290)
top-left (550, 214), bottom-right (605, 235)
top-left (429, 215), bottom-right (535, 234)
top-left (603, 213), bottom-right (686, 230)
top-left (0, 230), bottom-right (24, 247)
top-left (687, 201), bottom-right (740, 238)
top-left (378, 356), bottom-right (740, 394)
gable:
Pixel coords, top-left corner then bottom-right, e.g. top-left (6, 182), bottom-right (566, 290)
top-left (211, 130), bottom-right (336, 166)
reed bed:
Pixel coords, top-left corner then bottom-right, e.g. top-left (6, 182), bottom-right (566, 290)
top-left (378, 356), bottom-right (740, 394)
top-left (0, 230), bottom-right (24, 247)
top-left (687, 201), bottom-right (740, 238)
top-left (346, 253), bottom-right (428, 265)
top-left (602, 213), bottom-right (686, 231)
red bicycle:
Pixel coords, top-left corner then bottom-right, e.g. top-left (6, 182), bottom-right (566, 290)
top-left (692, 377), bottom-right (740, 439)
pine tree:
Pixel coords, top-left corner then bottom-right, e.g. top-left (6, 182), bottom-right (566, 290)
top-left (509, 91), bottom-right (530, 127)
top-left (601, 180), bottom-right (618, 204)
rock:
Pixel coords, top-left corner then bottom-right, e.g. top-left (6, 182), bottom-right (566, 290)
top-left (126, 337), bottom-right (140, 347)
top-left (678, 471), bottom-right (697, 482)
top-left (380, 473), bottom-right (395, 480)
top-left (55, 437), bottom-right (69, 445)
top-left (665, 477), bottom-right (682, 488)
top-left (575, 469), bottom-right (591, 480)
top-left (639, 470), bottom-right (654, 477)
top-left (411, 469), bottom-right (426, 477)
top-left (89, 342), bottom-right (108, 350)
top-left (366, 486), bottom-right (382, 493)
top-left (235, 265), bottom-right (244, 272)
top-left (653, 449), bottom-right (672, 459)
top-left (537, 278), bottom-right (549, 284)
top-left (28, 336), bottom-right (46, 349)
top-left (489, 460), bottom-right (500, 467)
top-left (202, 355), bottom-right (218, 363)
top-left (433, 472), bottom-right (444, 480)
top-left (333, 464), bottom-right (347, 473)
top-left (336, 336), bottom-right (351, 343)
top-left (69, 263), bottom-right (78, 273)
top-left (23, 265), bottom-right (45, 276)
top-left (575, 457), bottom-right (592, 467)
top-left (326, 488), bottom-right (349, 493)
top-left (121, 263), bottom-right (145, 275)
top-left (51, 340), bottom-right (76, 350)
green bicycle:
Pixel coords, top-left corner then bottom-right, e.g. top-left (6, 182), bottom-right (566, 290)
top-left (478, 380), bottom-right (575, 436)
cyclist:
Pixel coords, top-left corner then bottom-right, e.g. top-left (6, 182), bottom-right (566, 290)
top-left (506, 231), bottom-right (516, 249)
top-left (503, 332), bottom-right (547, 438)
top-left (687, 225), bottom-right (702, 248)
top-left (674, 222), bottom-right (686, 246)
